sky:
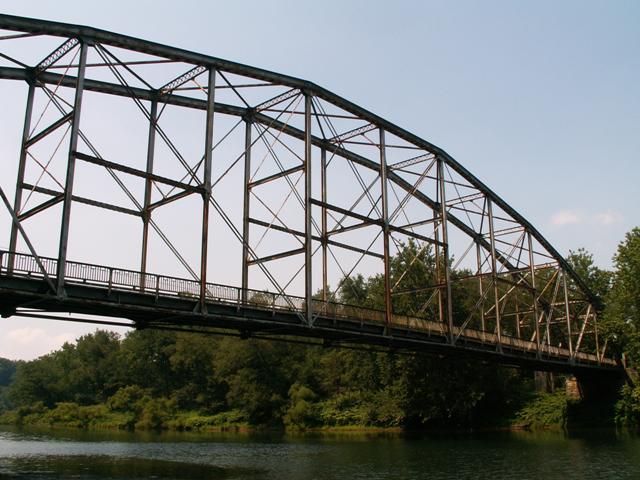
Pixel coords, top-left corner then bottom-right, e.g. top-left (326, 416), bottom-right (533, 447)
top-left (0, 0), bottom-right (638, 360)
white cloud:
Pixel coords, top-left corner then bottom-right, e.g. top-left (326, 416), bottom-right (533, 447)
top-left (595, 210), bottom-right (623, 225)
top-left (7, 327), bottom-right (46, 345)
top-left (3, 326), bottom-right (77, 359)
top-left (551, 210), bottom-right (583, 226)
top-left (1, 316), bottom-right (130, 360)
top-left (550, 209), bottom-right (624, 228)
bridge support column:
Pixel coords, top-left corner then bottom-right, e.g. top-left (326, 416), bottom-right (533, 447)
top-left (321, 146), bottom-right (328, 304)
top-left (304, 92), bottom-right (313, 325)
top-left (379, 129), bottom-right (392, 331)
top-left (241, 114), bottom-right (253, 303)
top-left (487, 198), bottom-right (502, 351)
top-left (8, 80), bottom-right (35, 272)
top-left (200, 68), bottom-right (216, 310)
top-left (437, 157), bottom-right (454, 344)
top-left (57, 40), bottom-right (88, 296)
top-left (528, 231), bottom-right (542, 358)
top-left (140, 99), bottom-right (158, 289)
top-left (475, 242), bottom-right (486, 332)
top-left (562, 270), bottom-right (574, 357)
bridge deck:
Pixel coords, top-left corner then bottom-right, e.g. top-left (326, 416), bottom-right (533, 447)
top-left (0, 250), bottom-right (618, 375)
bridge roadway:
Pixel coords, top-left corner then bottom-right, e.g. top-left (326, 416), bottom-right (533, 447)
top-left (0, 250), bottom-right (620, 376)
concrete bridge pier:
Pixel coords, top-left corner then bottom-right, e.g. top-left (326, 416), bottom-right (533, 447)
top-left (564, 371), bottom-right (627, 428)
top-left (566, 373), bottom-right (626, 402)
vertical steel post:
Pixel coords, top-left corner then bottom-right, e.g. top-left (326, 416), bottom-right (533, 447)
top-left (8, 80), bottom-right (36, 271)
top-left (241, 114), bottom-right (252, 302)
top-left (56, 40), bottom-right (88, 296)
top-left (200, 68), bottom-right (216, 308)
top-left (434, 210), bottom-right (444, 325)
top-left (514, 288), bottom-right (522, 338)
top-left (140, 98), bottom-right (158, 290)
top-left (487, 198), bottom-right (502, 349)
top-left (547, 274), bottom-right (556, 353)
top-left (437, 157), bottom-right (454, 343)
top-left (304, 93), bottom-right (313, 325)
top-left (321, 146), bottom-right (328, 303)
top-left (594, 310), bottom-right (601, 365)
top-left (476, 242), bottom-right (486, 332)
top-left (562, 270), bottom-right (574, 357)
top-left (379, 129), bottom-right (392, 330)
top-left (528, 231), bottom-right (541, 357)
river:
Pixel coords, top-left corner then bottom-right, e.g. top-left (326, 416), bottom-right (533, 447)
top-left (0, 427), bottom-right (639, 479)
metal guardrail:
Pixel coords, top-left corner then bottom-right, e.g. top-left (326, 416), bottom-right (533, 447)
top-left (0, 250), bottom-right (613, 366)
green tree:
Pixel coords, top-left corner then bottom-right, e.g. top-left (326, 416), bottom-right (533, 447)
top-left (212, 338), bottom-right (305, 424)
top-left (62, 330), bottom-right (122, 404)
top-left (284, 383), bottom-right (319, 427)
top-left (0, 358), bottom-right (18, 387)
top-left (168, 333), bottom-right (225, 411)
top-left (601, 228), bottom-right (640, 361)
top-left (8, 354), bottom-right (63, 407)
top-left (6, 331), bottom-right (122, 407)
top-left (339, 273), bottom-right (371, 307)
top-left (567, 248), bottom-right (613, 309)
top-left (116, 330), bottom-right (177, 396)
top-left (0, 358), bottom-right (19, 412)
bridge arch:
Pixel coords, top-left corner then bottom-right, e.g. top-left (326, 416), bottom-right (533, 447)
top-left (0, 14), bottom-right (616, 374)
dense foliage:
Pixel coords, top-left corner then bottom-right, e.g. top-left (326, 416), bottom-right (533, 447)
top-left (600, 228), bottom-right (640, 426)
top-left (0, 328), bottom-right (532, 429)
top-left (0, 357), bottom-right (18, 412)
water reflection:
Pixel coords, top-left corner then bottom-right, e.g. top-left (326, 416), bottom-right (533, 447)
top-left (1, 427), bottom-right (639, 480)
top-left (0, 455), bottom-right (258, 479)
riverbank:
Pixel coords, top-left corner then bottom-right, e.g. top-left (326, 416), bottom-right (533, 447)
top-left (0, 390), bottom-right (617, 434)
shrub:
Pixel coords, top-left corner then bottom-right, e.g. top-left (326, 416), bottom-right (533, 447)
top-left (107, 385), bottom-right (149, 413)
top-left (513, 391), bottom-right (567, 429)
top-left (284, 383), bottom-right (320, 428)
top-left (615, 384), bottom-right (640, 427)
top-left (135, 397), bottom-right (175, 430)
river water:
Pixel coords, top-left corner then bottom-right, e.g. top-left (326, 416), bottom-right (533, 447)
top-left (0, 427), bottom-right (639, 479)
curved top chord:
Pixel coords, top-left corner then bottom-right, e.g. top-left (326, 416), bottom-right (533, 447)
top-left (0, 14), bottom-right (610, 369)
top-left (0, 13), bottom-right (593, 301)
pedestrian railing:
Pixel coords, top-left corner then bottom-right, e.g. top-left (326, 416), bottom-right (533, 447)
top-left (0, 249), bottom-right (613, 367)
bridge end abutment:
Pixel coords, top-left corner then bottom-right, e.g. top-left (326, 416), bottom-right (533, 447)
top-left (567, 372), bottom-right (626, 403)
top-left (562, 371), bottom-right (626, 428)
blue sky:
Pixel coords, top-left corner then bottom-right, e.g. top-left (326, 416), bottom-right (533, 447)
top-left (0, 0), bottom-right (638, 359)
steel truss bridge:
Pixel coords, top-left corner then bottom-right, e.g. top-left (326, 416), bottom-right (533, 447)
top-left (0, 15), bottom-right (620, 376)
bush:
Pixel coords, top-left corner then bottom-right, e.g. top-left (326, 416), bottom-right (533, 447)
top-left (284, 383), bottom-right (320, 428)
top-left (107, 385), bottom-right (150, 413)
top-left (615, 384), bottom-right (640, 427)
top-left (46, 402), bottom-right (85, 427)
top-left (135, 397), bottom-right (175, 430)
top-left (167, 409), bottom-right (247, 430)
top-left (317, 392), bottom-right (370, 426)
top-left (14, 401), bottom-right (49, 425)
top-left (513, 391), bottom-right (567, 429)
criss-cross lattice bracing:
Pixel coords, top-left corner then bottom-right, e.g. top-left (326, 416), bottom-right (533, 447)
top-left (0, 15), bottom-right (619, 374)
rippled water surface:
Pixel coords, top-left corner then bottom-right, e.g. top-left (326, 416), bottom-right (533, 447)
top-left (1, 427), bottom-right (639, 479)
